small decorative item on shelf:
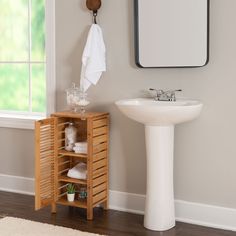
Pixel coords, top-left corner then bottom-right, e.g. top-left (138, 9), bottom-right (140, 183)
top-left (66, 83), bottom-right (80, 112)
top-left (67, 183), bottom-right (76, 202)
top-left (65, 122), bottom-right (77, 151)
top-left (78, 187), bottom-right (87, 199)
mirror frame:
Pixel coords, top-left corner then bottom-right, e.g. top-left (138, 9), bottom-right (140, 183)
top-left (134, 0), bottom-right (210, 68)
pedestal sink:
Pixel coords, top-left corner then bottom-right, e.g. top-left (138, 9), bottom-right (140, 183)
top-left (115, 98), bottom-right (203, 231)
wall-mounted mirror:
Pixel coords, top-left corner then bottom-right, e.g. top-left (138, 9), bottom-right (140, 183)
top-left (134, 0), bottom-right (209, 68)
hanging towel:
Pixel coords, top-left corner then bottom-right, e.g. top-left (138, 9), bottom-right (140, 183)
top-left (67, 162), bottom-right (87, 180)
top-left (80, 24), bottom-right (106, 91)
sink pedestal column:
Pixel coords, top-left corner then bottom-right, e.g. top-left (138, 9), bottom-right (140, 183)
top-left (144, 125), bottom-right (175, 231)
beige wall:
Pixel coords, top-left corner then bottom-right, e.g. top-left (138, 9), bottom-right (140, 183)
top-left (0, 128), bottom-right (34, 177)
top-left (1, 0), bottom-right (236, 209)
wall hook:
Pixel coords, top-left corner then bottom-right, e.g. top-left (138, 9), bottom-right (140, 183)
top-left (86, 0), bottom-right (101, 24)
top-left (93, 11), bottom-right (97, 24)
top-left (86, 0), bottom-right (101, 11)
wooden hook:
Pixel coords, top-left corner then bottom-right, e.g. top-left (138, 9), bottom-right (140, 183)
top-left (86, 0), bottom-right (101, 12)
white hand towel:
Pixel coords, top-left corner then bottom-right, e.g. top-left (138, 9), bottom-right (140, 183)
top-left (73, 146), bottom-right (87, 154)
top-left (67, 162), bottom-right (87, 180)
top-left (80, 24), bottom-right (106, 91)
top-left (75, 142), bottom-right (87, 147)
top-left (73, 142), bottom-right (87, 154)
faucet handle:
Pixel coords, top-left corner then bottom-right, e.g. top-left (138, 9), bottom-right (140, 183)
top-left (166, 89), bottom-right (182, 101)
top-left (149, 88), bottom-right (164, 95)
top-left (149, 88), bottom-right (164, 100)
top-left (168, 89), bottom-right (182, 93)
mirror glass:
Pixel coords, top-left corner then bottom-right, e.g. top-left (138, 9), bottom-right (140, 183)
top-left (134, 0), bottom-right (209, 68)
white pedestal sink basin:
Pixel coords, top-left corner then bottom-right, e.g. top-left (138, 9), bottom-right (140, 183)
top-left (115, 98), bottom-right (203, 231)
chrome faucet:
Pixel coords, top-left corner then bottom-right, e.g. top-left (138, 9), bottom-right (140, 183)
top-left (149, 88), bottom-right (182, 101)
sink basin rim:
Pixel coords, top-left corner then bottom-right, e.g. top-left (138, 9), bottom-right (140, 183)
top-left (115, 97), bottom-right (203, 126)
top-left (115, 97), bottom-right (202, 107)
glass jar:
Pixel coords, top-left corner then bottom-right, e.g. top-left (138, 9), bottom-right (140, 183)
top-left (78, 187), bottom-right (87, 199)
top-left (66, 83), bottom-right (80, 112)
top-left (77, 91), bottom-right (90, 119)
top-left (65, 122), bottom-right (77, 151)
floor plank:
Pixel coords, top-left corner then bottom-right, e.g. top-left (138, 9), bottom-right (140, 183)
top-left (0, 191), bottom-right (235, 236)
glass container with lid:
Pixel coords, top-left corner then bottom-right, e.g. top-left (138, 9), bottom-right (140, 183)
top-left (66, 83), bottom-right (80, 112)
top-left (77, 90), bottom-right (90, 119)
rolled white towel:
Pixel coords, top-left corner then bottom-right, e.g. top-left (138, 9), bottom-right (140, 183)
top-left (73, 146), bottom-right (87, 154)
top-left (75, 142), bottom-right (87, 147)
top-left (67, 162), bottom-right (87, 180)
top-left (73, 142), bottom-right (87, 154)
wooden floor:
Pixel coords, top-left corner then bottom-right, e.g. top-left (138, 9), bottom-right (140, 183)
top-left (0, 191), bottom-right (235, 236)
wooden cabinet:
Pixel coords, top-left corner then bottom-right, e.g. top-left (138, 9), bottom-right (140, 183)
top-left (35, 111), bottom-right (109, 220)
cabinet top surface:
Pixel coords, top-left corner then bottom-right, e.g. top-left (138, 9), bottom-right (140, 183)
top-left (51, 111), bottom-right (109, 119)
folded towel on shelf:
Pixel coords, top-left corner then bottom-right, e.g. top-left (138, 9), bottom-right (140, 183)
top-left (80, 24), bottom-right (106, 91)
top-left (75, 142), bottom-right (87, 147)
top-left (67, 162), bottom-right (87, 180)
top-left (73, 146), bottom-right (87, 154)
top-left (73, 142), bottom-right (87, 154)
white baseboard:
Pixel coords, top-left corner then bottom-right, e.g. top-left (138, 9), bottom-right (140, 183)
top-left (110, 190), bottom-right (236, 231)
top-left (109, 190), bottom-right (145, 215)
top-left (0, 173), bottom-right (236, 232)
top-left (175, 199), bottom-right (236, 232)
top-left (0, 174), bottom-right (34, 196)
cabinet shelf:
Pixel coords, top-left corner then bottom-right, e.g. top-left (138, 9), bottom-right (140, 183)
top-left (58, 175), bottom-right (87, 185)
top-left (57, 196), bottom-right (87, 209)
top-left (58, 150), bottom-right (87, 159)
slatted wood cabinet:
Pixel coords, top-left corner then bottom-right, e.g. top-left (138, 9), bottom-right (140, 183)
top-left (35, 111), bottom-right (109, 220)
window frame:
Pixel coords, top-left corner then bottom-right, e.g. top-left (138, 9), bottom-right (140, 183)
top-left (0, 0), bottom-right (55, 129)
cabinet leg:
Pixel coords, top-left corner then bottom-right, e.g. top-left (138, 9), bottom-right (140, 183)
top-left (87, 207), bottom-right (93, 220)
top-left (102, 200), bottom-right (109, 210)
top-left (51, 202), bottom-right (57, 214)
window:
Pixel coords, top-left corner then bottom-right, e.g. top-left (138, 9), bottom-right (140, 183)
top-left (0, 0), bottom-right (55, 129)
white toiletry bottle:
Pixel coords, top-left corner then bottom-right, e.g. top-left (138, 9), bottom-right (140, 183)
top-left (65, 122), bottom-right (77, 151)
